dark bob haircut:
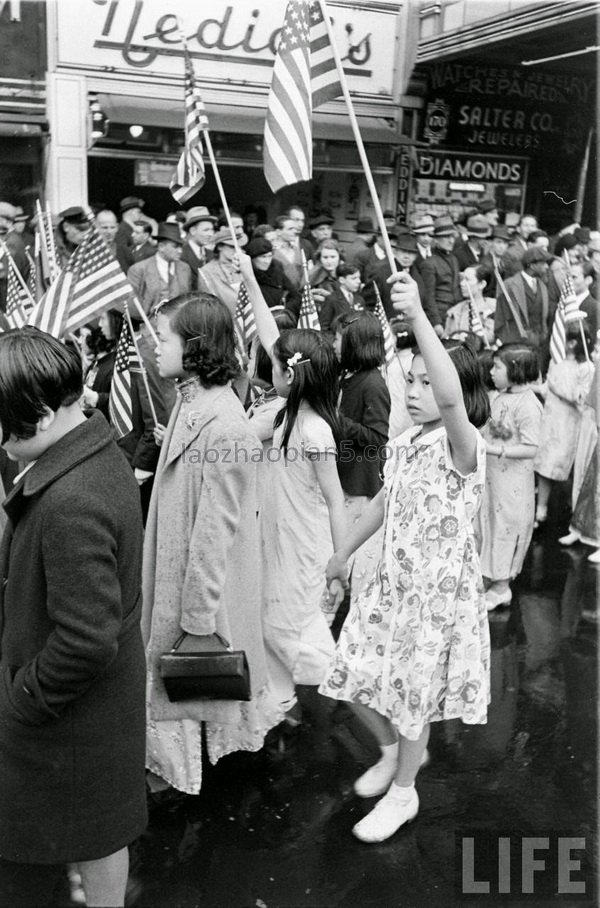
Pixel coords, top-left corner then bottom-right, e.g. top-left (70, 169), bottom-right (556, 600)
top-left (493, 343), bottom-right (539, 385)
top-left (412, 339), bottom-right (490, 429)
top-left (0, 327), bottom-right (83, 442)
top-left (332, 311), bottom-right (385, 373)
top-left (158, 292), bottom-right (240, 388)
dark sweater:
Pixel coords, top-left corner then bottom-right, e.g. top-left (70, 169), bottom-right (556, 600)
top-left (337, 368), bottom-right (391, 497)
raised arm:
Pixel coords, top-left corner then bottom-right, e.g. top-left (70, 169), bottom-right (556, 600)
top-left (389, 272), bottom-right (478, 475)
top-left (237, 252), bottom-right (280, 355)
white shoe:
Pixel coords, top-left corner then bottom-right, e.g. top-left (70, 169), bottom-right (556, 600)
top-left (486, 589), bottom-right (512, 611)
top-left (352, 785), bottom-right (419, 843)
top-left (559, 531), bottom-right (580, 546)
top-left (354, 749), bottom-right (398, 798)
top-left (587, 548), bottom-right (600, 564)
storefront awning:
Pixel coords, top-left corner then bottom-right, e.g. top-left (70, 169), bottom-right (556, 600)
top-left (97, 93), bottom-right (404, 145)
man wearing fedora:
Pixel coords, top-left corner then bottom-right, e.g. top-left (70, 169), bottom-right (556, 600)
top-left (481, 224), bottom-right (511, 298)
top-left (181, 207), bottom-right (217, 286)
top-left (309, 213), bottom-right (335, 253)
top-left (127, 223), bottom-right (192, 317)
top-left (495, 246), bottom-right (550, 348)
top-left (116, 197), bottom-right (157, 264)
top-left (346, 216), bottom-right (376, 271)
top-left (371, 228), bottom-right (428, 321)
top-left (476, 198), bottom-right (500, 228)
top-left (411, 213), bottom-right (435, 273)
top-left (421, 215), bottom-right (462, 335)
top-left (454, 214), bottom-right (492, 271)
top-left (55, 207), bottom-right (90, 269)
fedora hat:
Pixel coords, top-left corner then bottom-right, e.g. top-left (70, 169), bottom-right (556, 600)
top-left (309, 213), bottom-right (334, 229)
top-left (355, 216), bottom-right (375, 233)
top-left (156, 222), bottom-right (184, 245)
top-left (120, 196), bottom-right (145, 213)
top-left (59, 206), bottom-right (89, 226)
top-left (433, 215), bottom-right (457, 237)
top-left (0, 202), bottom-right (16, 221)
top-left (212, 227), bottom-right (237, 247)
top-left (466, 214), bottom-right (492, 238)
top-left (476, 198), bottom-right (498, 214)
top-left (184, 206), bottom-right (217, 230)
top-left (522, 247), bottom-right (551, 266)
top-left (491, 225), bottom-right (511, 241)
top-left (412, 213), bottom-right (435, 235)
top-left (395, 232), bottom-right (419, 254)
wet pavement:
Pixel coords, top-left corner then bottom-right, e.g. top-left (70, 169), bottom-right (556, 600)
top-left (60, 496), bottom-right (599, 908)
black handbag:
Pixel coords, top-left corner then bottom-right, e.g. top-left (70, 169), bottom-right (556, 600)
top-left (159, 632), bottom-right (251, 702)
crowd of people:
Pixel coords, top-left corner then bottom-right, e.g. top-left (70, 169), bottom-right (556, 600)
top-left (0, 192), bottom-right (598, 904)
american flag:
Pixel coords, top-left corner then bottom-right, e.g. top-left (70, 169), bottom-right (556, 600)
top-left (372, 282), bottom-right (396, 365)
top-left (264, 1), bottom-right (312, 193)
top-left (27, 223), bottom-right (136, 338)
top-left (465, 286), bottom-right (487, 343)
top-left (109, 317), bottom-right (141, 438)
top-left (264, 1), bottom-right (342, 193)
top-left (549, 263), bottom-right (582, 364)
top-left (170, 49), bottom-right (208, 205)
top-left (298, 280), bottom-right (320, 330)
top-left (5, 253), bottom-right (35, 329)
top-left (309, 0), bottom-right (343, 108)
top-left (235, 282), bottom-right (257, 348)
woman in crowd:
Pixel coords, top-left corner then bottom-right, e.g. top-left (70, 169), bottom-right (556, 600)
top-left (309, 239), bottom-right (343, 313)
top-left (247, 237), bottom-right (301, 319)
top-left (81, 309), bottom-right (123, 419)
top-left (142, 292), bottom-right (281, 795)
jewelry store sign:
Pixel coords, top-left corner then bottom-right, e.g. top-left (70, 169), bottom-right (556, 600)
top-left (54, 0), bottom-right (402, 101)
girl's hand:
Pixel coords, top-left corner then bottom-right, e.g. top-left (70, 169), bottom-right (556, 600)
top-left (327, 579), bottom-right (346, 610)
top-left (234, 250), bottom-right (254, 284)
top-left (388, 271), bottom-right (424, 322)
top-left (326, 551), bottom-right (349, 588)
top-left (82, 386), bottom-right (99, 408)
top-left (153, 423), bottom-right (166, 446)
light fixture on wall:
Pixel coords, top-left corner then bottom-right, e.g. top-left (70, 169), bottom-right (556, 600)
top-left (89, 97), bottom-right (109, 141)
top-left (129, 125), bottom-right (144, 139)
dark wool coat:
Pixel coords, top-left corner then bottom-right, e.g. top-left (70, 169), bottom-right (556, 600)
top-left (421, 248), bottom-right (462, 326)
top-left (0, 412), bottom-right (147, 864)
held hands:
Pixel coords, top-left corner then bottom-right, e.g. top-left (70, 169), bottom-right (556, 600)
top-left (326, 551), bottom-right (349, 589)
top-left (387, 271), bottom-right (424, 322)
top-left (327, 579), bottom-right (346, 610)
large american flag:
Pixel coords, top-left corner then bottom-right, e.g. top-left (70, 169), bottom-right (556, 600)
top-left (372, 282), bottom-right (396, 365)
top-left (27, 224), bottom-right (136, 338)
top-left (235, 282), bottom-right (257, 348)
top-left (109, 316), bottom-right (141, 438)
top-left (264, 1), bottom-right (342, 193)
top-left (549, 263), bottom-right (582, 364)
top-left (170, 49), bottom-right (208, 205)
top-left (5, 252), bottom-right (35, 329)
top-left (309, 0), bottom-right (343, 108)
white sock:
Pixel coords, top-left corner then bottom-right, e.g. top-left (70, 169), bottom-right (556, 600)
top-left (386, 781), bottom-right (416, 801)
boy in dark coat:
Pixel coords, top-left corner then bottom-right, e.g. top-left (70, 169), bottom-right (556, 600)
top-left (0, 328), bottom-right (146, 906)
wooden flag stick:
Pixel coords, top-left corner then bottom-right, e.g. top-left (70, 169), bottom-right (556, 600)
top-left (123, 303), bottom-right (160, 429)
top-left (494, 264), bottom-right (528, 340)
top-left (175, 23), bottom-right (241, 257)
top-left (319, 0), bottom-right (397, 274)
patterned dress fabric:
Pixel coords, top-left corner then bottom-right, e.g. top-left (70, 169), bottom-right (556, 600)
top-left (477, 388), bottom-right (542, 581)
top-left (320, 425), bottom-right (490, 741)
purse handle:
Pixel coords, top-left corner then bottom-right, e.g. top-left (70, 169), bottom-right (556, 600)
top-left (171, 632), bottom-right (232, 653)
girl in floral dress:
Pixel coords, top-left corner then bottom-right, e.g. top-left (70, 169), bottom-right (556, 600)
top-left (477, 344), bottom-right (542, 610)
top-left (322, 273), bottom-right (491, 843)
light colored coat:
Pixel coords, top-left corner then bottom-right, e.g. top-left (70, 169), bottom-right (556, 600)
top-left (142, 383), bottom-right (277, 733)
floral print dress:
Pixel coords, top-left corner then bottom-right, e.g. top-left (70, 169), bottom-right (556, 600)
top-left (320, 425), bottom-right (490, 740)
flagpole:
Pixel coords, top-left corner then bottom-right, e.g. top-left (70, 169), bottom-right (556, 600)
top-left (494, 264), bottom-right (528, 340)
top-left (558, 251), bottom-right (592, 364)
top-left (175, 25), bottom-right (242, 257)
top-left (123, 303), bottom-right (160, 429)
top-left (318, 0), bottom-right (397, 273)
